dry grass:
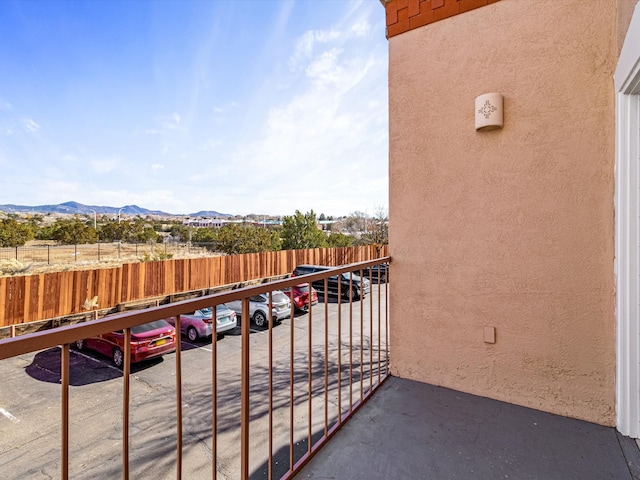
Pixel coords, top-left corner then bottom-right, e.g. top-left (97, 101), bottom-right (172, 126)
top-left (0, 242), bottom-right (221, 277)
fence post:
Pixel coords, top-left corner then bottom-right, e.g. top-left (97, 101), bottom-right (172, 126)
top-left (135, 243), bottom-right (138, 256)
top-left (75, 244), bottom-right (77, 263)
top-left (118, 242), bottom-right (121, 259)
top-left (15, 246), bottom-right (18, 261)
top-left (97, 241), bottom-right (100, 262)
top-left (47, 245), bottom-right (50, 264)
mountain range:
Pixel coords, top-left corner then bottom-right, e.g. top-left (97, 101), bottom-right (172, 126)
top-left (0, 201), bottom-right (230, 218)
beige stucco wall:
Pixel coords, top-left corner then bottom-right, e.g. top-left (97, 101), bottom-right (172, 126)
top-left (388, 0), bottom-right (635, 425)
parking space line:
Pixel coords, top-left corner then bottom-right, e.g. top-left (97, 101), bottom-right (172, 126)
top-left (182, 340), bottom-right (213, 352)
top-left (0, 407), bottom-right (20, 423)
top-left (69, 348), bottom-right (123, 372)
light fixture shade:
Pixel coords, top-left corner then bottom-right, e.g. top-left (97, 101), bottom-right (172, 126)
top-left (475, 93), bottom-right (503, 131)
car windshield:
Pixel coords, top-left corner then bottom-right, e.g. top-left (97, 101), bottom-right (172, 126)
top-left (271, 291), bottom-right (288, 303)
top-left (342, 272), bottom-right (362, 281)
top-left (131, 320), bottom-right (170, 334)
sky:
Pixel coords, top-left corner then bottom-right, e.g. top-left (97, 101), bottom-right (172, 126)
top-left (0, 0), bottom-right (389, 217)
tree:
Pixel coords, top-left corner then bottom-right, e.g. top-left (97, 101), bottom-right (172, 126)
top-left (215, 224), bottom-right (274, 255)
top-left (0, 218), bottom-right (34, 247)
top-left (132, 226), bottom-right (158, 243)
top-left (280, 210), bottom-right (327, 250)
top-left (129, 220), bottom-right (159, 243)
top-left (99, 221), bottom-right (131, 242)
top-left (369, 207), bottom-right (389, 245)
top-left (191, 227), bottom-right (217, 243)
top-left (270, 229), bottom-right (283, 251)
top-left (327, 232), bottom-right (353, 247)
top-left (170, 224), bottom-right (190, 243)
top-left (343, 211), bottom-right (368, 236)
top-left (50, 218), bottom-right (98, 244)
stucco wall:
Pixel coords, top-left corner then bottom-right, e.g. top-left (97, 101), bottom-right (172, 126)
top-left (388, 0), bottom-right (633, 425)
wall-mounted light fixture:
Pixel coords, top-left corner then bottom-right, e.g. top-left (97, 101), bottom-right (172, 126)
top-left (475, 93), bottom-right (503, 131)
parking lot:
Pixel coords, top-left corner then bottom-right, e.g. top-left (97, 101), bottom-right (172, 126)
top-left (0, 286), bottom-right (389, 480)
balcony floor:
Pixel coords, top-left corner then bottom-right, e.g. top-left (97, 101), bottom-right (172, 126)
top-left (296, 376), bottom-right (640, 479)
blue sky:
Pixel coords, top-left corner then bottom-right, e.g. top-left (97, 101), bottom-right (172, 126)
top-left (0, 0), bottom-right (389, 217)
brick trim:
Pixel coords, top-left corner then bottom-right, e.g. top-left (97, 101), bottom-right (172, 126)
top-left (381, 0), bottom-right (501, 38)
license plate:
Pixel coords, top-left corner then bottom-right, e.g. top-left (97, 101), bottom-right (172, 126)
top-left (218, 316), bottom-right (229, 324)
top-left (156, 339), bottom-right (166, 346)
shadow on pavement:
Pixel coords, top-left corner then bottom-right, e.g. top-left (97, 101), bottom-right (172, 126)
top-left (24, 347), bottom-right (167, 386)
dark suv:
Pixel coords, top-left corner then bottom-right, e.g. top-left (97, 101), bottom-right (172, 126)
top-left (292, 265), bottom-right (371, 300)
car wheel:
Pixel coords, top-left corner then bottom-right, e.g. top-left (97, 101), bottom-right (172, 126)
top-left (253, 310), bottom-right (268, 328)
top-left (75, 339), bottom-right (85, 350)
top-left (112, 347), bottom-right (124, 368)
top-left (342, 288), bottom-right (356, 301)
top-left (187, 326), bottom-right (198, 342)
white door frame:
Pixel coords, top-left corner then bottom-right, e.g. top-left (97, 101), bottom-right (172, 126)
top-left (615, 3), bottom-right (640, 438)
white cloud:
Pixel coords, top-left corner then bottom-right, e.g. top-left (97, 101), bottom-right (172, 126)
top-left (151, 163), bottom-right (165, 170)
top-left (90, 157), bottom-right (119, 174)
top-left (0, 100), bottom-right (12, 111)
top-left (289, 29), bottom-right (342, 71)
top-left (22, 118), bottom-right (40, 133)
top-left (160, 113), bottom-right (181, 129)
top-left (305, 48), bottom-right (344, 85)
top-left (160, 143), bottom-right (175, 156)
top-left (200, 139), bottom-right (222, 151)
top-left (146, 113), bottom-right (185, 134)
top-left (351, 19), bottom-right (370, 37)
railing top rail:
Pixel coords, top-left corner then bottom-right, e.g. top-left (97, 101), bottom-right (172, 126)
top-left (0, 257), bottom-right (390, 361)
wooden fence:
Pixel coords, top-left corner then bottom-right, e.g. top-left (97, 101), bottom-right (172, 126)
top-left (0, 245), bottom-right (388, 328)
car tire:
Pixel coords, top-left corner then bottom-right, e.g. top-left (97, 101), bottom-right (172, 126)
top-left (187, 326), bottom-right (198, 342)
top-left (253, 310), bottom-right (268, 328)
top-left (75, 339), bottom-right (85, 350)
top-left (342, 288), bottom-right (356, 301)
top-left (112, 347), bottom-right (124, 368)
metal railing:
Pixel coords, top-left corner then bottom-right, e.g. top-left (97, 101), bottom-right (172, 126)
top-left (0, 257), bottom-right (390, 480)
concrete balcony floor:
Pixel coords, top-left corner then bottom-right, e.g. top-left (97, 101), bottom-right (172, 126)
top-left (296, 376), bottom-right (640, 479)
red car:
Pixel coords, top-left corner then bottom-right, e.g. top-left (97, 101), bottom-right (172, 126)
top-left (283, 284), bottom-right (319, 312)
top-left (75, 319), bottom-right (176, 368)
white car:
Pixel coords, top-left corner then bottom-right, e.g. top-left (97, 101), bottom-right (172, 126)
top-left (166, 305), bottom-right (237, 341)
top-left (225, 290), bottom-right (291, 327)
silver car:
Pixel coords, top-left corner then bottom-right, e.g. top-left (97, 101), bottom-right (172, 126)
top-left (167, 305), bottom-right (237, 341)
top-left (225, 290), bottom-right (291, 327)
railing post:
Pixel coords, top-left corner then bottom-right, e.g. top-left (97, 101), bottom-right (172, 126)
top-left (123, 329), bottom-right (131, 480)
top-left (212, 304), bottom-right (218, 480)
top-left (61, 344), bottom-right (70, 480)
top-left (241, 298), bottom-right (250, 480)
top-left (175, 316), bottom-right (183, 479)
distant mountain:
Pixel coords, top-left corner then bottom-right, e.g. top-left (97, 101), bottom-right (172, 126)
top-left (189, 210), bottom-right (231, 218)
top-left (0, 202), bottom-right (231, 217)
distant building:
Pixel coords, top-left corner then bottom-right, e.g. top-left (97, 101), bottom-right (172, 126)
top-left (183, 218), bottom-right (223, 228)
